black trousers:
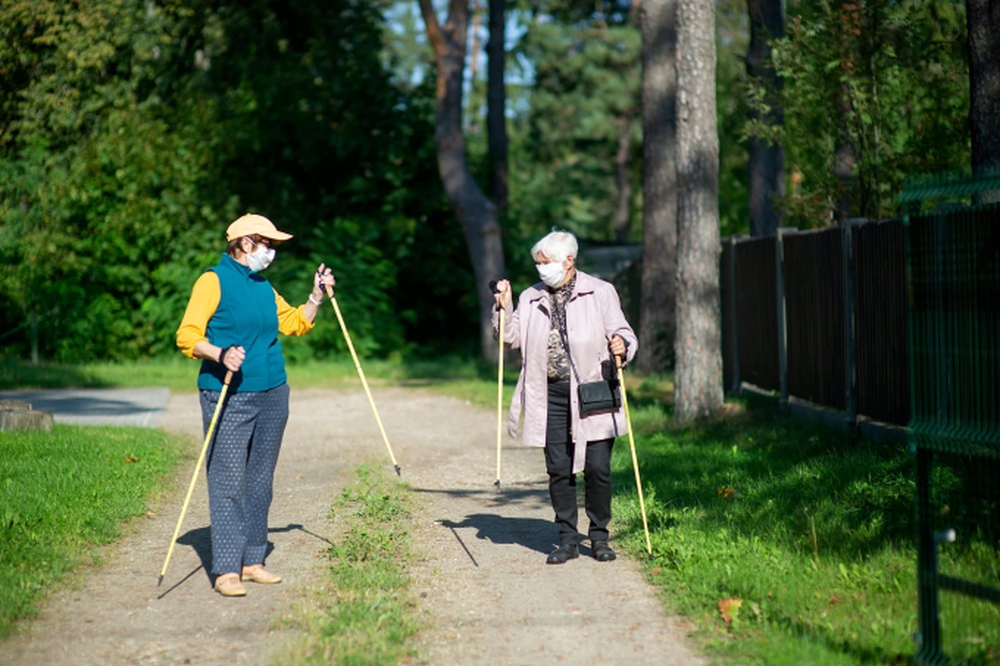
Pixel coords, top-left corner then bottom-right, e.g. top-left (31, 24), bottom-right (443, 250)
top-left (544, 380), bottom-right (614, 546)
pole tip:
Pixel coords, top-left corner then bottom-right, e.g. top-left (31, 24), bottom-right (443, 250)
top-left (494, 479), bottom-right (501, 491)
top-left (157, 575), bottom-right (163, 587)
top-left (394, 465), bottom-right (401, 476)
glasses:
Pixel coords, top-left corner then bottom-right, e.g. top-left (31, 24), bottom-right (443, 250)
top-left (248, 237), bottom-right (272, 249)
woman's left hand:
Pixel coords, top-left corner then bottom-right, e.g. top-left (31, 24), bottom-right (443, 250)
top-left (608, 335), bottom-right (626, 358)
top-left (314, 263), bottom-right (335, 297)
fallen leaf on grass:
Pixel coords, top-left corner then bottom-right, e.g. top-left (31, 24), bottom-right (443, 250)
top-left (716, 486), bottom-right (736, 499)
top-left (718, 597), bottom-right (743, 623)
top-left (650, 567), bottom-right (663, 575)
top-left (123, 455), bottom-right (138, 463)
top-left (829, 594), bottom-right (841, 606)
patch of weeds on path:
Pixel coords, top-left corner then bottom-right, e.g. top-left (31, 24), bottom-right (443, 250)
top-left (277, 462), bottom-right (419, 665)
top-left (0, 425), bottom-right (187, 639)
top-left (609, 393), bottom-right (955, 665)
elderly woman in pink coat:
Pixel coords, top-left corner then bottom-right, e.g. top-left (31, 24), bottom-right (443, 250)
top-left (493, 230), bottom-right (638, 564)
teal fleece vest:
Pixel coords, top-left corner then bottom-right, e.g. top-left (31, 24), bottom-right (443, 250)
top-left (197, 253), bottom-right (287, 393)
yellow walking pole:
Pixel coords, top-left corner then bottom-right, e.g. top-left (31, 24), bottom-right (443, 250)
top-left (615, 355), bottom-right (652, 556)
top-left (494, 306), bottom-right (504, 490)
top-left (158, 370), bottom-right (232, 586)
top-left (325, 284), bottom-right (401, 475)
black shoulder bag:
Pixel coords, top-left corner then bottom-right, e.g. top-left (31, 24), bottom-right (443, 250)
top-left (559, 324), bottom-right (621, 417)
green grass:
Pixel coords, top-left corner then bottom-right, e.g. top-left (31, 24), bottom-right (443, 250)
top-left (277, 463), bottom-right (419, 665)
top-left (0, 424), bottom-right (188, 638)
top-left (608, 381), bottom-right (1000, 665)
top-left (0, 355), bottom-right (498, 394)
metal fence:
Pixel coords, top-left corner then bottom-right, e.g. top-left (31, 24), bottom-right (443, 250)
top-left (854, 220), bottom-right (911, 427)
top-left (906, 202), bottom-right (1000, 665)
top-left (722, 203), bottom-right (999, 661)
top-left (721, 218), bottom-right (908, 427)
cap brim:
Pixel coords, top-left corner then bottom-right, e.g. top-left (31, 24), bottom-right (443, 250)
top-left (258, 230), bottom-right (293, 241)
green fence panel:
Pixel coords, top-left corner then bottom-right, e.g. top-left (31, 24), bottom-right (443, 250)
top-left (905, 176), bottom-right (1000, 665)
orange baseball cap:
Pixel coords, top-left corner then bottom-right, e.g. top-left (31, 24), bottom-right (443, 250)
top-left (225, 214), bottom-right (293, 242)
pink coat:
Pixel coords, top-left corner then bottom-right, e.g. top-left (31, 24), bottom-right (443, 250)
top-left (493, 270), bottom-right (638, 474)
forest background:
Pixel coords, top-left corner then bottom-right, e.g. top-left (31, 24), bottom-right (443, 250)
top-left (0, 0), bottom-right (971, 366)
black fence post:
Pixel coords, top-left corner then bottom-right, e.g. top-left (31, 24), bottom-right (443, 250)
top-left (776, 228), bottom-right (790, 411)
top-left (914, 445), bottom-right (942, 662)
top-left (727, 236), bottom-right (741, 394)
top-left (842, 221), bottom-right (859, 429)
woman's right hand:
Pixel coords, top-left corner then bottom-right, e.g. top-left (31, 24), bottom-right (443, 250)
top-left (219, 345), bottom-right (246, 373)
top-left (493, 279), bottom-right (511, 309)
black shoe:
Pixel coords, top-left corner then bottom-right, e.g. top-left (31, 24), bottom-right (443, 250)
top-left (592, 541), bottom-right (616, 562)
top-left (546, 544), bottom-right (580, 565)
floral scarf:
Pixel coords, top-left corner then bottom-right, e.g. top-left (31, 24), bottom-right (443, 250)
top-left (546, 272), bottom-right (576, 381)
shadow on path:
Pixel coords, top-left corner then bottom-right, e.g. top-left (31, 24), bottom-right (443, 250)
top-left (439, 514), bottom-right (555, 556)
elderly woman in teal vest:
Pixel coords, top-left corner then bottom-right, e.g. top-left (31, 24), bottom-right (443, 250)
top-left (176, 214), bottom-right (334, 597)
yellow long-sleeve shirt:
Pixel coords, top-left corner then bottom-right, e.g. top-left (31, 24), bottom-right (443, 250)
top-left (176, 271), bottom-right (315, 359)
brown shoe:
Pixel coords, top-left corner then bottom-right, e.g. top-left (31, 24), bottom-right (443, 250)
top-left (214, 573), bottom-right (247, 597)
top-left (241, 565), bottom-right (282, 584)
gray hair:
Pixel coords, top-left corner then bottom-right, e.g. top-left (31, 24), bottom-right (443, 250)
top-left (530, 230), bottom-right (578, 263)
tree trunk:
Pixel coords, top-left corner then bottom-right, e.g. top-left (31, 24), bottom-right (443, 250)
top-left (487, 0), bottom-right (509, 210)
top-left (967, 0), bottom-right (1000, 204)
top-left (613, 114), bottom-right (634, 244)
top-left (636, 0), bottom-right (678, 373)
top-left (674, 0), bottom-right (722, 422)
top-left (833, 0), bottom-right (860, 222)
top-left (418, 0), bottom-right (507, 361)
top-left (746, 0), bottom-right (784, 237)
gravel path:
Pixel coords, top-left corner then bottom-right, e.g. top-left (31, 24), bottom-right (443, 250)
top-left (0, 385), bottom-right (704, 665)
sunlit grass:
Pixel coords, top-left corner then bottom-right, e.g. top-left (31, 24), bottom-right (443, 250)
top-left (277, 462), bottom-right (418, 665)
top-left (0, 425), bottom-right (188, 638)
top-left (609, 390), bottom-right (998, 665)
top-left (0, 355), bottom-right (496, 394)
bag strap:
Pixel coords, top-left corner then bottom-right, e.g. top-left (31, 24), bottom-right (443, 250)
top-left (557, 315), bottom-right (583, 385)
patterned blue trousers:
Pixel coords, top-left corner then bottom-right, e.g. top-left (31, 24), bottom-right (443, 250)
top-left (200, 382), bottom-right (290, 575)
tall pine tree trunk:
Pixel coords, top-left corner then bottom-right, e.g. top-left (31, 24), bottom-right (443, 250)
top-left (637, 0), bottom-right (678, 372)
top-left (418, 0), bottom-right (506, 360)
top-left (746, 0), bottom-right (784, 237)
top-left (487, 0), bottom-right (509, 210)
top-left (674, 0), bottom-right (722, 422)
top-left (967, 0), bottom-right (1000, 204)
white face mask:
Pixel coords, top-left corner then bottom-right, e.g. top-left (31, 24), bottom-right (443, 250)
top-left (536, 261), bottom-right (567, 288)
top-left (246, 240), bottom-right (276, 272)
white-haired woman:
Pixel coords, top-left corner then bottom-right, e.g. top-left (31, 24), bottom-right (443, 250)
top-left (493, 230), bottom-right (637, 564)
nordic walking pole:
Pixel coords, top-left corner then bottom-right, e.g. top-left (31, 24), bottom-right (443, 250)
top-left (615, 355), bottom-right (652, 556)
top-left (325, 284), bottom-right (401, 475)
top-left (490, 280), bottom-right (504, 491)
top-left (159, 369), bottom-right (233, 586)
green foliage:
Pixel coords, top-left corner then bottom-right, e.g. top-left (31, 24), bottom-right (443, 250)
top-left (510, 18), bottom-right (641, 245)
top-left (717, 1), bottom-right (751, 237)
top-left (0, 424), bottom-right (187, 638)
top-left (746, 0), bottom-right (970, 225)
top-left (278, 462), bottom-right (418, 665)
top-left (0, 0), bottom-right (224, 361)
top-left (610, 396), bottom-right (999, 664)
top-left (0, 0), bottom-right (469, 364)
